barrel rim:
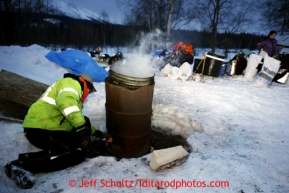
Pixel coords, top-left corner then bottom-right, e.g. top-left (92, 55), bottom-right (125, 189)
top-left (109, 69), bottom-right (155, 80)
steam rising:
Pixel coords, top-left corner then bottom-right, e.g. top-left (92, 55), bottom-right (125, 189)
top-left (111, 30), bottom-right (167, 78)
top-left (111, 55), bottom-right (154, 78)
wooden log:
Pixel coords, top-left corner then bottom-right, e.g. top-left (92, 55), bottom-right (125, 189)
top-left (150, 145), bottom-right (189, 171)
top-left (0, 70), bottom-right (49, 120)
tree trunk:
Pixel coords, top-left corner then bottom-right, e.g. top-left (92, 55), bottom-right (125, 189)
top-left (0, 70), bottom-right (49, 120)
top-left (166, 0), bottom-right (175, 49)
top-left (211, 0), bottom-right (220, 53)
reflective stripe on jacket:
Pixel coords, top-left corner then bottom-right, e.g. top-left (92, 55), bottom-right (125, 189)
top-left (22, 77), bottom-right (86, 132)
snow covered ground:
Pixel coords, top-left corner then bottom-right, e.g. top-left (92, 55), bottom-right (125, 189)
top-left (0, 44), bottom-right (289, 193)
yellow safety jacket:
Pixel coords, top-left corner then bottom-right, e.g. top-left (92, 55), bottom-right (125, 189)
top-left (23, 75), bottom-right (95, 134)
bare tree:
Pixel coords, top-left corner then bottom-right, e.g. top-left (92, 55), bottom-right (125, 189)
top-left (117, 0), bottom-right (165, 31)
top-left (100, 10), bottom-right (110, 49)
top-left (193, 0), bottom-right (255, 53)
top-left (116, 0), bottom-right (195, 48)
top-left (166, 0), bottom-right (175, 47)
top-left (259, 0), bottom-right (289, 35)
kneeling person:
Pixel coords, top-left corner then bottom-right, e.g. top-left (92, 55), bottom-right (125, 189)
top-left (4, 73), bottom-right (110, 189)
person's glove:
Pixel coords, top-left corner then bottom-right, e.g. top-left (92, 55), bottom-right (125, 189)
top-left (104, 133), bottom-right (113, 146)
top-left (93, 130), bottom-right (103, 139)
top-left (75, 117), bottom-right (92, 150)
top-left (93, 130), bottom-right (112, 145)
top-left (102, 133), bottom-right (112, 143)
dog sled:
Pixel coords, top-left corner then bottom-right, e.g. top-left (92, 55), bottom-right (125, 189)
top-left (165, 42), bottom-right (194, 67)
top-left (222, 49), bottom-right (251, 77)
top-left (242, 48), bottom-right (288, 85)
top-left (272, 52), bottom-right (289, 83)
top-left (244, 37), bottom-right (289, 85)
top-left (153, 42), bottom-right (194, 70)
top-left (271, 39), bottom-right (289, 84)
top-left (192, 52), bottom-right (225, 78)
top-left (237, 50), bottom-right (281, 86)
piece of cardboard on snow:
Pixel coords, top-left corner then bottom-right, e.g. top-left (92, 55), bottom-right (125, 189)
top-left (150, 145), bottom-right (190, 171)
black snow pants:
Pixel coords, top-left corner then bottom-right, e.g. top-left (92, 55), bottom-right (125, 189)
top-left (15, 128), bottom-right (86, 174)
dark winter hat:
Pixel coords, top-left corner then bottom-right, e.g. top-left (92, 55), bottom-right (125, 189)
top-left (269, 30), bottom-right (277, 35)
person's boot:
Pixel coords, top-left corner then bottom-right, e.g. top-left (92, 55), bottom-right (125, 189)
top-left (4, 160), bottom-right (36, 189)
top-left (4, 160), bottom-right (17, 178)
top-left (4, 149), bottom-right (85, 189)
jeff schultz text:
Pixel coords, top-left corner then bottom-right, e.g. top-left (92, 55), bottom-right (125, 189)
top-left (71, 178), bottom-right (230, 189)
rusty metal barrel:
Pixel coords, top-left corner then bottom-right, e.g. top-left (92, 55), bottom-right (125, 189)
top-left (105, 69), bottom-right (155, 158)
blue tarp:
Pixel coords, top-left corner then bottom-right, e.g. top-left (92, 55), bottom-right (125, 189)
top-left (45, 50), bottom-right (108, 82)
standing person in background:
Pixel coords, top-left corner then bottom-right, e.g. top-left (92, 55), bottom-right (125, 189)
top-left (257, 30), bottom-right (278, 57)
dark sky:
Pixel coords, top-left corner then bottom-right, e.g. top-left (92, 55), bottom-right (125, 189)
top-left (62, 0), bottom-right (124, 24)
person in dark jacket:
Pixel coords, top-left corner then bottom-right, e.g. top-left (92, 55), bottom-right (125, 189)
top-left (257, 30), bottom-right (278, 57)
top-left (4, 73), bottom-right (111, 189)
